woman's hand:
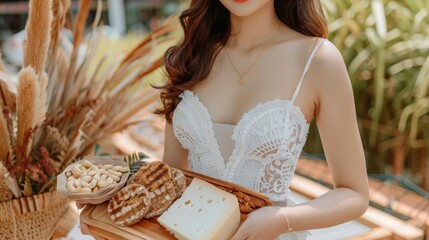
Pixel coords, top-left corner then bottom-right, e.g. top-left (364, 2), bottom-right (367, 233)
top-left (231, 206), bottom-right (288, 240)
top-left (76, 202), bottom-right (106, 240)
top-left (79, 223), bottom-right (106, 240)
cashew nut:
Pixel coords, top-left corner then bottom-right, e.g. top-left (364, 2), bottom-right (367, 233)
top-left (107, 169), bottom-right (122, 177)
top-left (93, 175), bottom-right (101, 182)
top-left (106, 177), bottom-right (114, 184)
top-left (74, 179), bottom-right (81, 188)
top-left (98, 181), bottom-right (111, 188)
top-left (82, 160), bottom-right (93, 168)
top-left (66, 181), bottom-right (78, 193)
top-left (87, 179), bottom-right (97, 189)
top-left (80, 175), bottom-right (92, 183)
top-left (67, 176), bottom-right (77, 182)
top-left (71, 165), bottom-right (81, 178)
top-left (81, 179), bottom-right (97, 189)
top-left (100, 175), bottom-right (108, 181)
top-left (118, 166), bottom-right (129, 173)
top-left (110, 174), bottom-right (120, 182)
top-left (77, 188), bottom-right (92, 193)
top-left (102, 164), bottom-right (113, 170)
top-left (112, 166), bottom-right (122, 171)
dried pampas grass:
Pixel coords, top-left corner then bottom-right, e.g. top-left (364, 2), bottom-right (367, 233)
top-left (23, 0), bottom-right (53, 74)
top-left (36, 72), bottom-right (48, 126)
top-left (16, 67), bottom-right (39, 159)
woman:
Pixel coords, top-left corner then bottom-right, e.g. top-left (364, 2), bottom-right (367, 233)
top-left (159, 0), bottom-right (369, 239)
top-left (82, 0), bottom-right (369, 239)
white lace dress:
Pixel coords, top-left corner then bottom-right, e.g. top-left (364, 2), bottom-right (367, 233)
top-left (172, 40), bottom-right (326, 240)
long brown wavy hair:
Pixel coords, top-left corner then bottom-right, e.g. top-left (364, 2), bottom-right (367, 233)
top-left (155, 0), bottom-right (328, 123)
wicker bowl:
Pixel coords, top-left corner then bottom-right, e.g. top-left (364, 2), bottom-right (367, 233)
top-left (57, 156), bottom-right (129, 204)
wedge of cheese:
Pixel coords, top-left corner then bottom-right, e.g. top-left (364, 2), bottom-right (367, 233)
top-left (158, 178), bottom-right (240, 240)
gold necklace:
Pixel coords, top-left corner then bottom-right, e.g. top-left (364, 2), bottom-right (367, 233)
top-left (224, 25), bottom-right (280, 85)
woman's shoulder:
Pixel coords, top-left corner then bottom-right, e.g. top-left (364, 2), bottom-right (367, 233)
top-left (276, 35), bottom-right (349, 88)
top-left (279, 34), bottom-right (342, 64)
top-left (307, 39), bottom-right (354, 105)
top-left (274, 33), bottom-right (343, 67)
top-left (311, 38), bottom-right (345, 69)
top-left (310, 39), bottom-right (349, 83)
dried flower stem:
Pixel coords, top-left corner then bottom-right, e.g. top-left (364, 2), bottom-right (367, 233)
top-left (60, 0), bottom-right (91, 106)
top-left (73, 0), bottom-right (91, 48)
top-left (0, 107), bottom-right (11, 162)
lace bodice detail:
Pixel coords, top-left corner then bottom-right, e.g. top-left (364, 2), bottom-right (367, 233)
top-left (172, 39), bottom-right (325, 240)
top-left (174, 91), bottom-right (309, 203)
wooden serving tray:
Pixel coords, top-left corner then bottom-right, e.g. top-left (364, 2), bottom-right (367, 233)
top-left (81, 169), bottom-right (272, 240)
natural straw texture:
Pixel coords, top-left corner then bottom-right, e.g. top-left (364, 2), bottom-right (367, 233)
top-left (23, 0), bottom-right (53, 74)
top-left (0, 162), bottom-right (13, 202)
top-left (0, 190), bottom-right (68, 240)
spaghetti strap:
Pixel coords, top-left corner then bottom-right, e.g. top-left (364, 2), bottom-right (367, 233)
top-left (279, 39), bottom-right (326, 154)
top-left (290, 38), bottom-right (327, 104)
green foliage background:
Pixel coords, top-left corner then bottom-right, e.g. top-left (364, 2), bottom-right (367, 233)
top-left (304, 0), bottom-right (429, 189)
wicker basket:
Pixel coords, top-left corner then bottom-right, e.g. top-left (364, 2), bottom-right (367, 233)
top-left (0, 190), bottom-right (69, 240)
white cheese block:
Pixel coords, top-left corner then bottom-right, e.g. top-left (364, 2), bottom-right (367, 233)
top-left (158, 178), bottom-right (240, 240)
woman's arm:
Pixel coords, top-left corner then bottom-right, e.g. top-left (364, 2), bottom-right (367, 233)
top-left (163, 121), bottom-right (189, 170)
top-left (280, 40), bottom-right (369, 231)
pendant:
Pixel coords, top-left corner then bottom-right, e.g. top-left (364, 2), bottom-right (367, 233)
top-left (238, 77), bottom-right (245, 85)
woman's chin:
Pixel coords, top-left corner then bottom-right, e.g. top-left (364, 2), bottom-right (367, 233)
top-left (220, 0), bottom-right (273, 18)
